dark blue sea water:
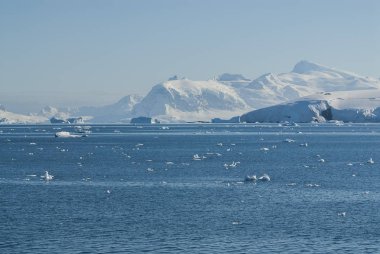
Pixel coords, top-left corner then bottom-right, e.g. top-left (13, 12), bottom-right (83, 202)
top-left (1, 123), bottom-right (380, 253)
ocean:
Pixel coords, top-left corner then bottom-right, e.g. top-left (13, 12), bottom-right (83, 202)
top-left (1, 123), bottom-right (379, 253)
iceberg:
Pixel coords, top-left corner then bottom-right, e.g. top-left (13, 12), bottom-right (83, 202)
top-left (55, 131), bottom-right (84, 138)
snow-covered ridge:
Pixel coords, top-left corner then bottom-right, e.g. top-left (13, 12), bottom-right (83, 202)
top-left (282, 60), bottom-right (380, 92)
top-left (2, 60), bottom-right (380, 123)
top-left (0, 108), bottom-right (47, 124)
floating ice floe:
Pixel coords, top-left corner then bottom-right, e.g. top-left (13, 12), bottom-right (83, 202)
top-left (337, 212), bottom-right (346, 217)
top-left (305, 183), bottom-right (320, 187)
top-left (244, 175), bottom-right (257, 182)
top-left (260, 147), bottom-right (270, 151)
top-left (299, 143), bottom-right (308, 147)
top-left (318, 158), bottom-right (325, 163)
top-left (193, 154), bottom-right (202, 160)
top-left (224, 161), bottom-right (240, 169)
top-left (229, 161), bottom-right (240, 168)
top-left (41, 171), bottom-right (53, 181)
top-left (258, 174), bottom-right (271, 182)
top-left (284, 138), bottom-right (295, 143)
top-left (74, 126), bottom-right (91, 135)
top-left (55, 131), bottom-right (83, 138)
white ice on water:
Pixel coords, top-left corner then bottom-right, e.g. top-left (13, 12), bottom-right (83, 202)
top-left (41, 171), bottom-right (53, 181)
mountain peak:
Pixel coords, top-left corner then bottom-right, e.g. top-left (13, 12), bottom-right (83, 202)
top-left (168, 75), bottom-right (179, 81)
top-left (292, 60), bottom-right (331, 74)
top-left (116, 94), bottom-right (142, 104)
top-left (247, 73), bottom-right (282, 89)
top-left (217, 73), bottom-right (250, 82)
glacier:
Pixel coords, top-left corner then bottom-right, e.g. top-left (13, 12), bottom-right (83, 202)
top-left (241, 90), bottom-right (380, 123)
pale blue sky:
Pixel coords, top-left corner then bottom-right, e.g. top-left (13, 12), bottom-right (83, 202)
top-left (1, 0), bottom-right (379, 112)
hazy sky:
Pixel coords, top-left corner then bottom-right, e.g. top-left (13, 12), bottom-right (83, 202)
top-left (1, 0), bottom-right (379, 112)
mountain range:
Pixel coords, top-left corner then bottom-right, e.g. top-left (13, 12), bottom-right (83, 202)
top-left (1, 60), bottom-right (379, 124)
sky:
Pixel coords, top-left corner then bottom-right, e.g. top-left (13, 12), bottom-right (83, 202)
top-left (1, 0), bottom-right (379, 113)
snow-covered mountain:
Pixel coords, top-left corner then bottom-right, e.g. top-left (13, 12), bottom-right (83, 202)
top-left (282, 60), bottom-right (379, 91)
top-left (241, 90), bottom-right (380, 123)
top-left (237, 61), bottom-right (380, 110)
top-left (38, 106), bottom-right (73, 119)
top-left (2, 60), bottom-right (380, 124)
top-left (132, 61), bottom-right (379, 122)
top-left (0, 106), bottom-right (47, 124)
top-left (239, 61), bottom-right (380, 123)
top-left (132, 78), bottom-right (249, 122)
top-left (77, 94), bottom-right (142, 123)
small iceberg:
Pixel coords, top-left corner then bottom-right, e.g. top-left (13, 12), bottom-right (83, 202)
top-left (367, 158), bottom-right (374, 164)
top-left (193, 154), bottom-right (201, 160)
top-left (74, 126), bottom-right (92, 134)
top-left (229, 161), bottom-right (240, 168)
top-left (258, 174), bottom-right (271, 182)
top-left (193, 154), bottom-right (203, 160)
top-left (305, 183), bottom-right (320, 187)
top-left (244, 175), bottom-right (257, 182)
top-left (55, 131), bottom-right (83, 138)
top-left (41, 171), bottom-right (54, 181)
top-left (337, 212), bottom-right (346, 217)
